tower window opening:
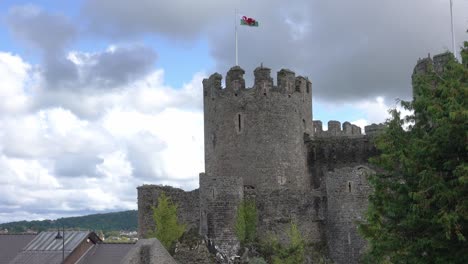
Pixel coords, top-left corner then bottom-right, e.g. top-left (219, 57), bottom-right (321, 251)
top-left (348, 181), bottom-right (352, 192)
top-left (238, 114), bottom-right (242, 132)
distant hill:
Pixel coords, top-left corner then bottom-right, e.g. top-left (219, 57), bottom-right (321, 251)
top-left (0, 210), bottom-right (138, 233)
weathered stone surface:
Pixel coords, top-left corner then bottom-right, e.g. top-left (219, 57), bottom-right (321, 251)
top-left (121, 238), bottom-right (177, 264)
top-left (173, 241), bottom-right (215, 264)
top-left (136, 65), bottom-right (411, 263)
top-left (137, 185), bottom-right (199, 239)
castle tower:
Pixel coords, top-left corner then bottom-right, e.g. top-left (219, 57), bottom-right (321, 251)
top-left (202, 65), bottom-right (313, 191)
top-left (199, 66), bottom-right (313, 256)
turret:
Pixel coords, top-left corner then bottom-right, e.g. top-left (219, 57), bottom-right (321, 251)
top-left (225, 66), bottom-right (246, 93)
top-left (277, 69), bottom-right (296, 94)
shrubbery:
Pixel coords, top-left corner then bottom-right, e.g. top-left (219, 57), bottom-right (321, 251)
top-left (259, 222), bottom-right (306, 264)
top-left (235, 198), bottom-right (258, 247)
top-left (148, 192), bottom-right (186, 251)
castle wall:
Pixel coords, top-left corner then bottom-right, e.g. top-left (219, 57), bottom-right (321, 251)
top-left (253, 189), bottom-right (326, 244)
top-left (312, 120), bottom-right (362, 137)
top-left (136, 63), bottom-right (391, 263)
top-left (199, 173), bottom-right (243, 258)
top-left (137, 185), bottom-right (200, 239)
top-left (307, 135), bottom-right (377, 264)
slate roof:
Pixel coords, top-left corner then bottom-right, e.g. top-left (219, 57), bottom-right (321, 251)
top-left (0, 234), bottom-right (36, 264)
top-left (77, 243), bottom-right (135, 264)
top-left (9, 231), bottom-right (100, 264)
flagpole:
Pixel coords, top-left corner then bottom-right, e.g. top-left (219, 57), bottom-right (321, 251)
top-left (235, 9), bottom-right (238, 66)
top-left (449, 0), bottom-right (456, 60)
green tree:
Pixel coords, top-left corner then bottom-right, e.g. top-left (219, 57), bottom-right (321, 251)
top-left (359, 44), bottom-right (468, 263)
top-left (235, 198), bottom-right (258, 247)
top-left (148, 192), bottom-right (186, 250)
top-left (258, 222), bottom-right (306, 264)
top-left (271, 222), bottom-right (305, 264)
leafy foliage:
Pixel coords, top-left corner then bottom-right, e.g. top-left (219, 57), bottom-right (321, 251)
top-left (235, 198), bottom-right (258, 246)
top-left (259, 222), bottom-right (306, 264)
top-left (148, 192), bottom-right (186, 250)
top-left (359, 44), bottom-right (468, 264)
top-left (248, 257), bottom-right (268, 264)
top-left (0, 210), bottom-right (137, 233)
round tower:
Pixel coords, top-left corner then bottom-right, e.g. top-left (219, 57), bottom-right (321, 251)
top-left (202, 65), bottom-right (313, 191)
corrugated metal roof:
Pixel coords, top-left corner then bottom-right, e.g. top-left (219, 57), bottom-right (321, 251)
top-left (9, 231), bottom-right (93, 264)
top-left (23, 231), bottom-right (89, 251)
top-left (0, 234), bottom-right (36, 264)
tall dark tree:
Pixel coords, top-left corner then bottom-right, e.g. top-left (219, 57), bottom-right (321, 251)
top-left (360, 43), bottom-right (468, 264)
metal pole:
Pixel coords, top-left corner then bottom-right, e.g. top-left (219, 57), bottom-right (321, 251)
top-left (62, 226), bottom-right (65, 263)
top-left (235, 9), bottom-right (238, 66)
top-left (450, 0), bottom-right (456, 60)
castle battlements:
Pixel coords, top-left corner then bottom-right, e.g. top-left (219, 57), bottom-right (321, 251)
top-left (364, 123), bottom-right (386, 136)
top-left (313, 120), bottom-right (362, 137)
top-left (203, 66), bottom-right (312, 99)
top-left (413, 52), bottom-right (453, 76)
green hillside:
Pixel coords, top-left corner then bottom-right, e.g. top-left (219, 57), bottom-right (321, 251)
top-left (0, 210), bottom-right (138, 233)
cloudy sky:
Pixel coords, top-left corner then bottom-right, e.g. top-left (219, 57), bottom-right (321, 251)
top-left (0, 0), bottom-right (466, 223)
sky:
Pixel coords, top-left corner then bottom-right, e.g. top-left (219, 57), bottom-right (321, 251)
top-left (0, 0), bottom-right (466, 223)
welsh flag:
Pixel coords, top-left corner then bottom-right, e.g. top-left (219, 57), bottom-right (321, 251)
top-left (240, 15), bottom-right (259, 27)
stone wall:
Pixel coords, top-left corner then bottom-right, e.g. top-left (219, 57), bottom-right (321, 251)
top-left (136, 65), bottom-right (388, 263)
top-left (121, 238), bottom-right (177, 264)
top-left (307, 136), bottom-right (377, 264)
top-left (313, 120), bottom-right (362, 137)
top-left (199, 173), bottom-right (243, 259)
top-left (203, 66), bottom-right (312, 192)
top-left (137, 185), bottom-right (200, 239)
top-left (254, 189), bottom-right (326, 244)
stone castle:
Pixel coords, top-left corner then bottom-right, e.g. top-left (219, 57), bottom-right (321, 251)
top-left (136, 53), bottom-right (452, 263)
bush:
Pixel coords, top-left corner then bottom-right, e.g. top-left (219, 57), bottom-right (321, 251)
top-left (235, 198), bottom-right (258, 246)
top-left (147, 192), bottom-right (186, 251)
top-left (249, 257), bottom-right (268, 264)
top-left (259, 222), bottom-right (306, 264)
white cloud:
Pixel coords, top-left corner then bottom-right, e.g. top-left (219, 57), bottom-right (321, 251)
top-left (350, 96), bottom-right (413, 132)
top-left (0, 52), bottom-right (33, 115)
top-left (0, 50), bottom-right (205, 223)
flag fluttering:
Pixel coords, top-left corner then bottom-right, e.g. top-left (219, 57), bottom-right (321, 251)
top-left (240, 16), bottom-right (259, 27)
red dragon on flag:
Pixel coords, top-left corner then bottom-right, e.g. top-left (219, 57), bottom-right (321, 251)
top-left (240, 16), bottom-right (259, 27)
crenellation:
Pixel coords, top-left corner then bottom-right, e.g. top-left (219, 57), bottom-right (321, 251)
top-left (277, 68), bottom-right (296, 93)
top-left (343, 122), bottom-right (353, 135)
top-left (225, 66), bottom-right (246, 92)
top-left (295, 76), bottom-right (308, 93)
top-left (313, 120), bottom-right (363, 138)
top-left (351, 124), bottom-right (361, 135)
top-left (202, 67), bottom-right (310, 101)
top-left (433, 52), bottom-right (453, 73)
top-left (253, 66), bottom-right (273, 95)
top-left (328, 121), bottom-right (341, 135)
top-left (412, 52), bottom-right (453, 78)
top-left (413, 56), bottom-right (432, 76)
top-left (313, 120), bottom-right (323, 133)
top-left (202, 73), bottom-right (222, 99)
top-left (364, 123), bottom-right (386, 136)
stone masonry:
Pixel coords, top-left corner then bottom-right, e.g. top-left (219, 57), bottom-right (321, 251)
top-left (137, 64), bottom-right (403, 263)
